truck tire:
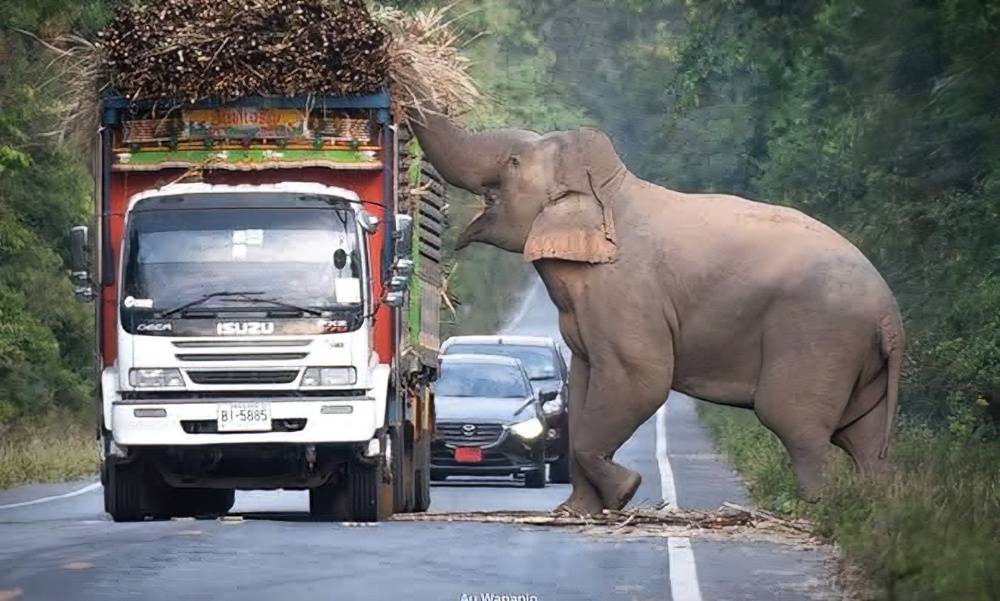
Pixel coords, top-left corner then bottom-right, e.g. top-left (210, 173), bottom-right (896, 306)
top-left (347, 459), bottom-right (385, 522)
top-left (390, 426), bottom-right (409, 513)
top-left (104, 458), bottom-right (148, 522)
top-left (549, 452), bottom-right (571, 484)
top-left (412, 433), bottom-right (431, 513)
top-left (525, 467), bottom-right (546, 489)
top-left (309, 474), bottom-right (350, 521)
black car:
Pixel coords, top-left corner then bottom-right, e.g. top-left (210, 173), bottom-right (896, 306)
top-left (430, 354), bottom-right (548, 488)
top-left (440, 335), bottom-right (570, 483)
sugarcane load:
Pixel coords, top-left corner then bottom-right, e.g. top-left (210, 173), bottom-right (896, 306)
top-left (67, 0), bottom-right (477, 522)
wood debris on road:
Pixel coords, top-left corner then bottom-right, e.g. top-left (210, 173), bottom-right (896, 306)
top-left (390, 503), bottom-right (821, 545)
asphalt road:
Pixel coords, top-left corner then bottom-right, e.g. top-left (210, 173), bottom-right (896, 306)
top-left (0, 282), bottom-right (846, 601)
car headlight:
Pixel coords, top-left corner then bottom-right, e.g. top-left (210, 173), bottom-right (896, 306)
top-left (129, 368), bottom-right (185, 388)
top-left (542, 394), bottom-right (564, 416)
top-left (509, 417), bottom-right (544, 440)
top-left (301, 367), bottom-right (357, 387)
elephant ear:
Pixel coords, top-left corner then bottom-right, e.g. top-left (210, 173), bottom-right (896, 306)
top-left (523, 130), bottom-right (622, 264)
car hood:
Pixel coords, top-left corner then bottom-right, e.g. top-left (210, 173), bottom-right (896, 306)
top-left (435, 396), bottom-right (534, 424)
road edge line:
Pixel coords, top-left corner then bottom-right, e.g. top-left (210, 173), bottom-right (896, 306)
top-left (0, 482), bottom-right (101, 511)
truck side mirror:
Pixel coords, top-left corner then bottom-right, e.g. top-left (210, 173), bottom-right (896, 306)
top-left (70, 225), bottom-right (89, 274)
top-left (69, 225), bottom-right (95, 302)
top-left (358, 210), bottom-right (379, 234)
top-left (394, 214), bottom-right (413, 259)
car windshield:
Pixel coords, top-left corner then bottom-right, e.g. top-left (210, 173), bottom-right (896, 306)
top-left (445, 344), bottom-right (559, 380)
top-left (121, 201), bottom-right (363, 315)
top-left (436, 362), bottom-right (530, 398)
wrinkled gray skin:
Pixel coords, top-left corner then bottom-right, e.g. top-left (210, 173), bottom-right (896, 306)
top-left (410, 111), bottom-right (904, 514)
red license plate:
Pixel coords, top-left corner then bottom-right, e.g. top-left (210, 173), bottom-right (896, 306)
top-left (454, 447), bottom-right (483, 463)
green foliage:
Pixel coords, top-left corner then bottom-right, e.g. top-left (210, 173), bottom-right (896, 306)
top-left (409, 0), bottom-right (592, 336)
top-left (700, 403), bottom-right (1000, 601)
top-left (0, 1), bottom-right (100, 425)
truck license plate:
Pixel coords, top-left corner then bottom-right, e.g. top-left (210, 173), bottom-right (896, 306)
top-left (454, 447), bottom-right (482, 463)
top-left (218, 402), bottom-right (271, 432)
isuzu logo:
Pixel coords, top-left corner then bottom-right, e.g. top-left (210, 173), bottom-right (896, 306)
top-left (462, 424), bottom-right (476, 436)
top-left (216, 322), bottom-right (275, 336)
top-left (137, 322), bottom-right (173, 332)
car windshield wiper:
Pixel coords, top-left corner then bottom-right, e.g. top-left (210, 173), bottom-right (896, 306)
top-left (514, 397), bottom-right (536, 416)
top-left (216, 295), bottom-right (324, 317)
top-left (158, 291), bottom-right (266, 317)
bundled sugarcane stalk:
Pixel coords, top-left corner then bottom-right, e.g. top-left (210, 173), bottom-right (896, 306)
top-left (97, 0), bottom-right (390, 102)
top-left (37, 0), bottom-right (481, 149)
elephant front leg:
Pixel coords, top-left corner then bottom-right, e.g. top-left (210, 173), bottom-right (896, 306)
top-left (573, 359), bottom-right (673, 511)
top-left (557, 354), bottom-right (604, 515)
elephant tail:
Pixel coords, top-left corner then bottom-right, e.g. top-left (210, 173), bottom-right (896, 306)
top-left (879, 314), bottom-right (904, 460)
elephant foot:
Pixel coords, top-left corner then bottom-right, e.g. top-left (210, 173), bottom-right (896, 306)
top-left (605, 470), bottom-right (642, 511)
top-left (556, 486), bottom-right (604, 516)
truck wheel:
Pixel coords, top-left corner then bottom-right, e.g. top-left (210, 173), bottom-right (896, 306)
top-left (390, 427), bottom-right (409, 513)
top-left (548, 452), bottom-right (572, 484)
top-left (347, 459), bottom-right (385, 522)
top-left (104, 458), bottom-right (148, 522)
top-left (309, 474), bottom-right (350, 521)
top-left (525, 467), bottom-right (546, 489)
top-left (412, 433), bottom-right (431, 512)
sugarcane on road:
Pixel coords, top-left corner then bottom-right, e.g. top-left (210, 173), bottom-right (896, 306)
top-left (0, 283), bottom-right (845, 601)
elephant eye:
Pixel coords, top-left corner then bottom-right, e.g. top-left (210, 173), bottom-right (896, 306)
top-left (509, 155), bottom-right (520, 168)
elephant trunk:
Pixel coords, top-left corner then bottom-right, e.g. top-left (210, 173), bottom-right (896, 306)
top-left (406, 107), bottom-right (534, 195)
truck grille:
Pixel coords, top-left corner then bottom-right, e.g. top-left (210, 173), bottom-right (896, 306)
top-left (176, 353), bottom-right (308, 362)
top-left (181, 418), bottom-right (307, 434)
top-left (436, 422), bottom-right (504, 446)
top-left (186, 370), bottom-right (299, 385)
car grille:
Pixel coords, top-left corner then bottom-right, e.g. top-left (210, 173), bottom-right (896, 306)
top-left (186, 370), bottom-right (299, 385)
top-left (436, 422), bottom-right (504, 446)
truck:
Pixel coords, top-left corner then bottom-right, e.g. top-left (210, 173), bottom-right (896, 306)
top-left (69, 93), bottom-right (447, 522)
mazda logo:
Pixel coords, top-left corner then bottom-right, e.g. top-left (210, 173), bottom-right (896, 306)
top-left (462, 424), bottom-right (476, 436)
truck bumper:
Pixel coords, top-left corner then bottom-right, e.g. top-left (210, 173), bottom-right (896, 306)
top-left (111, 398), bottom-right (379, 446)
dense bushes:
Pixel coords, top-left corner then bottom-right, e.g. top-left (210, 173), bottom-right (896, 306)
top-left (0, 4), bottom-right (104, 424)
top-left (700, 404), bottom-right (1000, 601)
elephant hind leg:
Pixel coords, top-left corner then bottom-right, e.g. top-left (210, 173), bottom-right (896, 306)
top-left (572, 363), bottom-right (671, 511)
top-left (832, 368), bottom-right (890, 474)
top-left (754, 371), bottom-right (853, 502)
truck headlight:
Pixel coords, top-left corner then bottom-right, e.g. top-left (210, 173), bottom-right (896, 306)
top-left (542, 394), bottom-right (564, 416)
top-left (301, 367), bottom-right (357, 387)
top-left (509, 417), bottom-right (544, 440)
top-left (129, 368), bottom-right (185, 388)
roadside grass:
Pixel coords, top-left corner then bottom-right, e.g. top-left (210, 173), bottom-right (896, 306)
top-left (0, 412), bottom-right (100, 489)
top-left (698, 403), bottom-right (1000, 601)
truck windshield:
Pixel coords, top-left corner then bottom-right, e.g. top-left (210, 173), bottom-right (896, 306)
top-left (122, 205), bottom-right (364, 316)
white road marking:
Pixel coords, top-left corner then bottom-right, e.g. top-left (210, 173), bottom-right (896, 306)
top-left (0, 482), bottom-right (100, 511)
top-left (655, 402), bottom-right (678, 507)
top-left (658, 395), bottom-right (703, 601)
top-left (668, 537), bottom-right (704, 601)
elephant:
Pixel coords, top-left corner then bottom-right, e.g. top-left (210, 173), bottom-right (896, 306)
top-left (408, 110), bottom-right (904, 515)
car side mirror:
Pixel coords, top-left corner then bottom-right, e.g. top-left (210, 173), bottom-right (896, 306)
top-left (539, 390), bottom-right (559, 403)
top-left (69, 225), bottom-right (95, 302)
